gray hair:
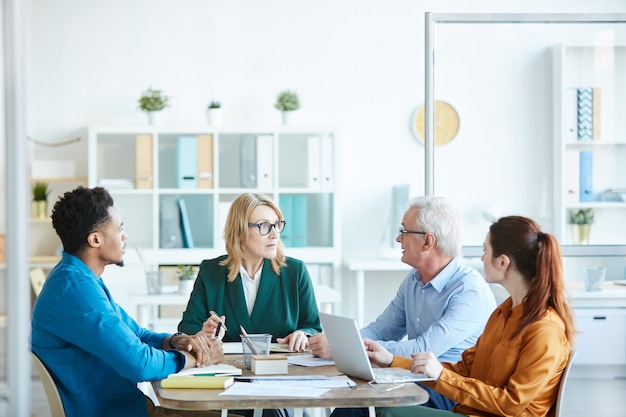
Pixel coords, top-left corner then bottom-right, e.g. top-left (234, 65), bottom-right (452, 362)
top-left (407, 195), bottom-right (463, 258)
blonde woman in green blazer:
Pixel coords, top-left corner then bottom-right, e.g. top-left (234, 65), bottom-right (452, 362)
top-left (178, 192), bottom-right (322, 353)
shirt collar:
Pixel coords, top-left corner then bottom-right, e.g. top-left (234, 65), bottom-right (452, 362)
top-left (414, 256), bottom-right (462, 292)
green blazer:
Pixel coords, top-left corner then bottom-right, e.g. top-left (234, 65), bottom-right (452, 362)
top-left (178, 255), bottom-right (322, 342)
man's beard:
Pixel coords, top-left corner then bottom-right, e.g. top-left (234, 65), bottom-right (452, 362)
top-left (115, 260), bottom-right (125, 267)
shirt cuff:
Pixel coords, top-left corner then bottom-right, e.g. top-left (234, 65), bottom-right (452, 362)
top-left (390, 355), bottom-right (412, 369)
top-left (169, 349), bottom-right (187, 372)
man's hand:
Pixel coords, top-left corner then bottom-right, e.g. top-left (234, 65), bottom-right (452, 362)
top-left (172, 333), bottom-right (224, 367)
top-left (308, 333), bottom-right (333, 359)
top-left (277, 331), bottom-right (309, 352)
top-left (363, 338), bottom-right (393, 367)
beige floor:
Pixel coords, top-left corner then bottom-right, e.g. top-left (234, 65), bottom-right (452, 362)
top-left (1, 365), bottom-right (624, 417)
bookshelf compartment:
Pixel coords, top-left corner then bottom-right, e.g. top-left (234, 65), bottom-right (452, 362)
top-left (158, 194), bottom-right (213, 249)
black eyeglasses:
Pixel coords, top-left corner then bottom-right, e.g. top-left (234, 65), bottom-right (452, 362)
top-left (398, 227), bottom-right (427, 236)
top-left (248, 220), bottom-right (286, 236)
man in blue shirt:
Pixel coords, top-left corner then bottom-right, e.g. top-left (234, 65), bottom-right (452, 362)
top-left (310, 195), bottom-right (496, 410)
top-left (31, 186), bottom-right (225, 417)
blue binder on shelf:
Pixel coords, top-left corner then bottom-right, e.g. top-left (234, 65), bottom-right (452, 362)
top-left (292, 194), bottom-right (308, 247)
top-left (178, 198), bottom-right (195, 248)
top-left (177, 136), bottom-right (198, 188)
top-left (577, 88), bottom-right (593, 140)
top-left (579, 151), bottom-right (593, 202)
top-left (279, 195), bottom-right (294, 247)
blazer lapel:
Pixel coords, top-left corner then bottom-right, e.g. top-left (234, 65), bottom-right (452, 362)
top-left (226, 274), bottom-right (253, 331)
top-left (250, 260), bottom-right (277, 329)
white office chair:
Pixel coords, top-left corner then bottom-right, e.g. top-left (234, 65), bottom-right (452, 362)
top-left (31, 351), bottom-right (66, 417)
top-left (29, 267), bottom-right (46, 297)
top-left (554, 348), bottom-right (577, 417)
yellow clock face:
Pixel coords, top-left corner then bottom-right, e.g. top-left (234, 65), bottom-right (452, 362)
top-left (413, 101), bottom-right (460, 146)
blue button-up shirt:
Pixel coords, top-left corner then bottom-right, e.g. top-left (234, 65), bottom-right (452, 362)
top-left (360, 257), bottom-right (496, 362)
top-left (31, 252), bottom-right (186, 417)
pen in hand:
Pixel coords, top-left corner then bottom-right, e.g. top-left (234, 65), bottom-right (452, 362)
top-left (210, 310), bottom-right (227, 339)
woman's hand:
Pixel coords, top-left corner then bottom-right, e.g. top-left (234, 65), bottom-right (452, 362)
top-left (277, 331), bottom-right (309, 352)
top-left (410, 351), bottom-right (444, 380)
top-left (363, 338), bottom-right (393, 367)
top-left (201, 314), bottom-right (226, 339)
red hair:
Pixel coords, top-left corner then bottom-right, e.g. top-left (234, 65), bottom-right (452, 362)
top-left (489, 216), bottom-right (576, 343)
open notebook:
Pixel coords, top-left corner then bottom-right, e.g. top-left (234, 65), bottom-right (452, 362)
top-left (319, 312), bottom-right (436, 384)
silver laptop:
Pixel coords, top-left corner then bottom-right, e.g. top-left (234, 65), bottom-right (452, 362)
top-left (319, 312), bottom-right (436, 384)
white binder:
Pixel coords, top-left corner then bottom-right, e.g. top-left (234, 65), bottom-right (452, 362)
top-left (256, 135), bottom-right (274, 189)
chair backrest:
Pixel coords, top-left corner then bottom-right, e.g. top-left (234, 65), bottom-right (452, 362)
top-left (31, 351), bottom-right (66, 417)
top-left (30, 267), bottom-right (46, 297)
top-left (554, 348), bottom-right (577, 417)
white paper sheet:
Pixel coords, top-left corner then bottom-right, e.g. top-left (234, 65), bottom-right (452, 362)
top-left (287, 354), bottom-right (335, 367)
top-left (219, 381), bottom-right (329, 397)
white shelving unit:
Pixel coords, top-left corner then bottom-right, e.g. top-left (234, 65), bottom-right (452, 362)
top-left (86, 125), bottom-right (342, 298)
top-left (552, 44), bottom-right (626, 246)
top-left (553, 44), bottom-right (626, 364)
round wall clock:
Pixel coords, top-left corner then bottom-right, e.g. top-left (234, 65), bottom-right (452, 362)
top-left (412, 101), bottom-right (460, 146)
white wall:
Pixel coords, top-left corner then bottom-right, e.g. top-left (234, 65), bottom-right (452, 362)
top-left (15, 0), bottom-right (626, 319)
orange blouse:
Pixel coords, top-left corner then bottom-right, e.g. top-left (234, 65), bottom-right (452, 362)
top-left (390, 298), bottom-right (570, 417)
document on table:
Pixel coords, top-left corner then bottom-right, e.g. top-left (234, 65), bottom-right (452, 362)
top-left (235, 375), bottom-right (356, 389)
top-left (220, 381), bottom-right (329, 397)
top-left (287, 354), bottom-right (335, 367)
top-left (172, 363), bottom-right (242, 376)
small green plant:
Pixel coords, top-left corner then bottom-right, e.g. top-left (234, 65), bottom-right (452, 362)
top-left (138, 87), bottom-right (170, 112)
top-left (32, 182), bottom-right (50, 201)
top-left (568, 208), bottom-right (594, 225)
top-left (274, 90), bottom-right (300, 111)
top-left (208, 101), bottom-right (221, 109)
top-left (177, 264), bottom-right (196, 281)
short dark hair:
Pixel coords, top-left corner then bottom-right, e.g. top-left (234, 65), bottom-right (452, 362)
top-left (51, 186), bottom-right (114, 255)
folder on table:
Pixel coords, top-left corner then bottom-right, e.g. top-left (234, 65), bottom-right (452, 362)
top-left (161, 375), bottom-right (234, 389)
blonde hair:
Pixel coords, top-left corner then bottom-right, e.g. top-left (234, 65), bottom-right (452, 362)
top-left (220, 193), bottom-right (286, 281)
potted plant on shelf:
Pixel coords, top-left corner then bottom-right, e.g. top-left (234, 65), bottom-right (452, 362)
top-left (568, 208), bottom-right (594, 245)
top-left (31, 182), bottom-right (50, 219)
top-left (138, 87), bottom-right (170, 126)
top-left (207, 100), bottom-right (223, 126)
top-left (177, 264), bottom-right (196, 294)
top-left (274, 90), bottom-right (300, 125)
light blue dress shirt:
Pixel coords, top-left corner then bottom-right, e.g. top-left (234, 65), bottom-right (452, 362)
top-left (360, 257), bottom-right (497, 363)
top-left (31, 252), bottom-right (186, 417)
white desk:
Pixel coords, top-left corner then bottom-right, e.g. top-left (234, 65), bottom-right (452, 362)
top-left (343, 259), bottom-right (407, 326)
top-left (130, 284), bottom-right (341, 329)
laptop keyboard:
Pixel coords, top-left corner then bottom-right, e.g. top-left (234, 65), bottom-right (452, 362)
top-left (372, 368), bottom-right (429, 383)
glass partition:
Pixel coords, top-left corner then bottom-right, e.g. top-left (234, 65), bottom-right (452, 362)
top-left (426, 14), bottom-right (626, 279)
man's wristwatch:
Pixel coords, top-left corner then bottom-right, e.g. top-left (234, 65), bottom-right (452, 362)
top-left (168, 332), bottom-right (186, 350)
